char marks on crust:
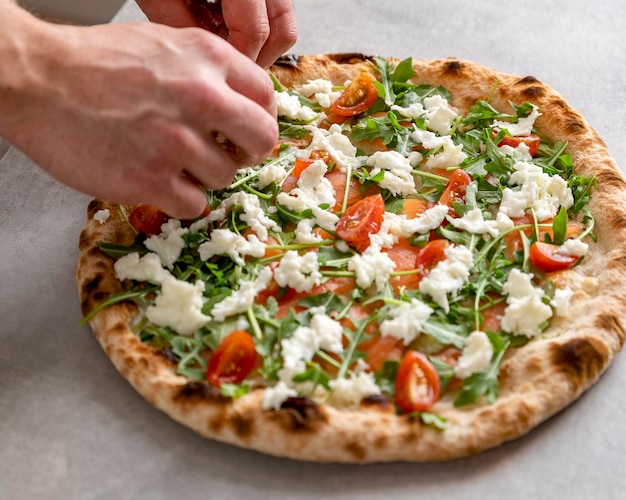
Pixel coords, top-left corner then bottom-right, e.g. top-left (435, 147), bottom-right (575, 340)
top-left (175, 381), bottom-right (227, 403)
top-left (594, 312), bottom-right (626, 349)
top-left (269, 397), bottom-right (327, 433)
top-left (549, 338), bottom-right (610, 393)
top-left (230, 413), bottom-right (255, 439)
top-left (442, 59), bottom-right (464, 75)
top-left (360, 394), bottom-right (394, 412)
top-left (344, 441), bottom-right (367, 461)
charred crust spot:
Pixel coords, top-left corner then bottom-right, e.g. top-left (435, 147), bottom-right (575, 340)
top-left (373, 435), bottom-right (389, 450)
top-left (565, 118), bottom-right (586, 135)
top-left (360, 394), bottom-right (394, 412)
top-left (517, 75), bottom-right (540, 85)
top-left (443, 60), bottom-right (464, 75)
top-left (83, 274), bottom-right (103, 294)
top-left (550, 338), bottom-right (609, 392)
top-left (328, 53), bottom-right (373, 65)
top-left (273, 53), bottom-right (301, 68)
top-left (175, 381), bottom-right (226, 403)
top-left (594, 313), bottom-right (626, 349)
top-left (230, 414), bottom-right (254, 439)
top-left (522, 86), bottom-right (546, 98)
top-left (344, 441), bottom-right (367, 461)
top-left (269, 396), bottom-right (327, 433)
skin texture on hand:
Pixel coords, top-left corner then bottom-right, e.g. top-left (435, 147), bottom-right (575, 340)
top-left (0, 0), bottom-right (295, 219)
top-left (135, 0), bottom-right (298, 68)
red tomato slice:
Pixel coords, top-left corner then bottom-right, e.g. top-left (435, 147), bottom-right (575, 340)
top-left (395, 351), bottom-right (441, 413)
top-left (439, 169), bottom-right (472, 212)
top-left (206, 330), bottom-right (257, 387)
top-left (529, 241), bottom-right (580, 272)
top-left (325, 171), bottom-right (380, 213)
top-left (292, 150), bottom-right (331, 179)
top-left (336, 194), bottom-right (385, 250)
top-left (128, 205), bottom-right (168, 235)
top-left (497, 133), bottom-right (541, 157)
top-left (415, 239), bottom-right (449, 274)
top-left (330, 72), bottom-right (379, 117)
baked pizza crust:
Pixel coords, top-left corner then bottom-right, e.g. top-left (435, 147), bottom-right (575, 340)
top-left (76, 55), bottom-right (626, 463)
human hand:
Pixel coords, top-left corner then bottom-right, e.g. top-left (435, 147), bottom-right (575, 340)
top-left (0, 9), bottom-right (278, 219)
top-left (135, 0), bottom-right (297, 68)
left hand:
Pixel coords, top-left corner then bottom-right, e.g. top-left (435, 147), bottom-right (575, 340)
top-left (135, 0), bottom-right (297, 68)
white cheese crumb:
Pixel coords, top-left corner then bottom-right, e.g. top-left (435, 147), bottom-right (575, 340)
top-left (93, 209), bottom-right (110, 224)
top-left (198, 228), bottom-right (266, 266)
top-left (366, 151), bottom-right (416, 196)
top-left (419, 244), bottom-right (473, 313)
top-left (493, 106), bottom-right (541, 137)
top-left (256, 162), bottom-right (289, 189)
top-left (454, 330), bottom-right (494, 379)
top-left (501, 269), bottom-right (553, 337)
top-left (347, 246), bottom-right (396, 291)
top-left (144, 219), bottom-right (188, 269)
top-left (275, 90), bottom-right (318, 121)
top-left (499, 161), bottom-right (574, 221)
top-left (114, 252), bottom-right (169, 284)
top-left (410, 128), bottom-right (467, 170)
top-left (449, 208), bottom-right (500, 238)
top-left (295, 78), bottom-right (342, 109)
top-left (302, 124), bottom-right (357, 170)
top-left (145, 276), bottom-right (210, 336)
top-left (327, 372), bottom-right (381, 409)
top-left (423, 95), bottom-right (458, 136)
top-left (280, 310), bottom-right (344, 370)
top-left (380, 298), bottom-right (434, 345)
top-left (391, 102), bottom-right (426, 120)
top-left (273, 250), bottom-right (321, 293)
top-left (558, 238), bottom-right (588, 257)
top-left (261, 381), bottom-right (298, 410)
top-left (210, 267), bottom-right (273, 321)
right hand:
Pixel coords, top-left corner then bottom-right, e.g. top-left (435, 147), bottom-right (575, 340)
top-left (0, 11), bottom-right (279, 219)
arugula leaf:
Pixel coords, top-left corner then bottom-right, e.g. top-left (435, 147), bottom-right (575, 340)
top-left (220, 383), bottom-right (250, 399)
top-left (454, 333), bottom-right (510, 407)
top-left (551, 206), bottom-right (568, 245)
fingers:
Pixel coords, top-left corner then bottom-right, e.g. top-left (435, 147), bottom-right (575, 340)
top-left (135, 0), bottom-right (199, 28)
top-left (222, 0), bottom-right (297, 68)
top-left (255, 0), bottom-right (298, 68)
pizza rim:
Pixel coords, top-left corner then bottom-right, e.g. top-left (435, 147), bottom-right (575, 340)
top-left (76, 54), bottom-right (626, 463)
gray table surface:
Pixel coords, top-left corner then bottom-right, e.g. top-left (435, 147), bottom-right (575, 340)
top-left (1, 1), bottom-right (625, 499)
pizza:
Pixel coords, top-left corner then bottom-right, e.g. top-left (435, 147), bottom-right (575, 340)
top-left (76, 54), bottom-right (626, 463)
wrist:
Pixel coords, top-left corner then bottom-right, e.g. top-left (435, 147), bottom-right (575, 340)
top-left (0, 1), bottom-right (60, 139)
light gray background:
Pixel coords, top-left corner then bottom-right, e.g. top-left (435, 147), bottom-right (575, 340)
top-left (1, 1), bottom-right (625, 499)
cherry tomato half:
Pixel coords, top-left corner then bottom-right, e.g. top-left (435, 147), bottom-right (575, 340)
top-left (529, 241), bottom-right (580, 272)
top-left (206, 330), bottom-right (257, 387)
top-left (415, 239), bottom-right (450, 275)
top-left (395, 351), bottom-right (441, 413)
top-left (330, 72), bottom-right (379, 117)
top-left (128, 205), bottom-right (168, 235)
top-left (497, 133), bottom-right (541, 157)
top-left (439, 169), bottom-right (472, 212)
top-left (336, 193), bottom-right (385, 250)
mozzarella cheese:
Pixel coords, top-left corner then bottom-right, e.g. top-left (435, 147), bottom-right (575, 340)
top-left (273, 250), bottom-right (322, 293)
top-left (454, 330), bottom-right (494, 379)
top-left (145, 276), bottom-right (210, 336)
top-left (419, 244), bottom-right (473, 313)
top-left (210, 267), bottom-right (273, 321)
top-left (501, 269), bottom-right (553, 337)
top-left (380, 298), bottom-right (434, 345)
